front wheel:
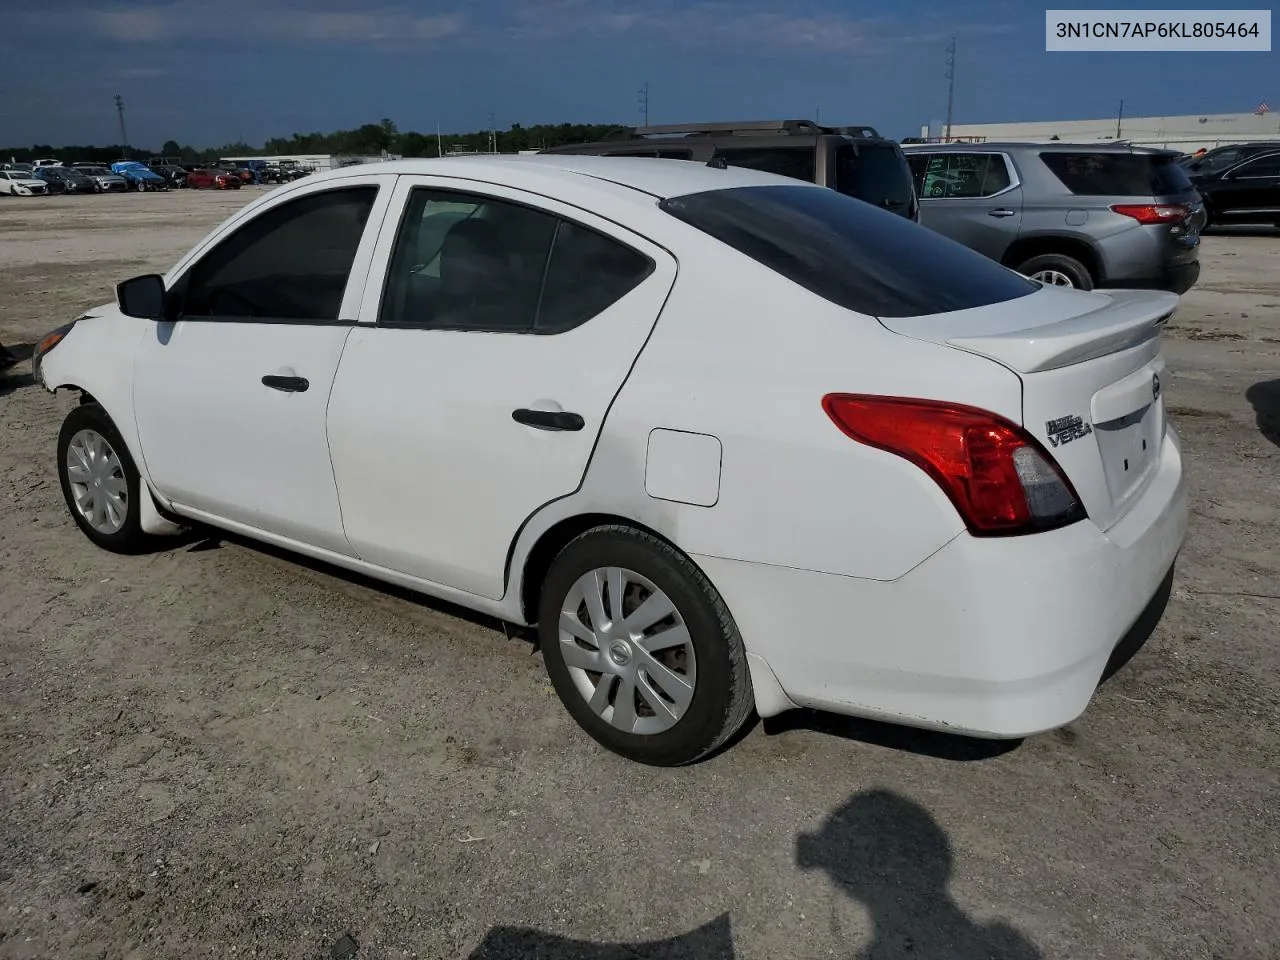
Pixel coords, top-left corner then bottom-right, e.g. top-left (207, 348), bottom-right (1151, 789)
top-left (57, 403), bottom-right (155, 554)
top-left (538, 526), bottom-right (754, 766)
top-left (1017, 253), bottom-right (1093, 290)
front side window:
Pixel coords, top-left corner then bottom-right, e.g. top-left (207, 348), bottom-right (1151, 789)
top-left (380, 188), bottom-right (653, 333)
top-left (712, 146), bottom-right (817, 183)
top-left (1231, 153), bottom-right (1280, 178)
top-left (660, 184), bottom-right (1037, 318)
top-left (180, 186), bottom-right (377, 322)
top-left (918, 153), bottom-right (1011, 199)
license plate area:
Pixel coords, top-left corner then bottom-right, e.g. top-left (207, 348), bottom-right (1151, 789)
top-left (1094, 398), bottom-right (1161, 503)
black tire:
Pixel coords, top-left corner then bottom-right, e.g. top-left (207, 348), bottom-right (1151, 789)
top-left (538, 525), bottom-right (754, 766)
top-left (1016, 253), bottom-right (1093, 290)
top-left (57, 403), bottom-right (155, 554)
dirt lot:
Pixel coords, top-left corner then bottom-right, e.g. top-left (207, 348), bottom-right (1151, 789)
top-left (1, 190), bottom-right (1278, 960)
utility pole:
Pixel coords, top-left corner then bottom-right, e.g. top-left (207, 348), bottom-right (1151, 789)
top-left (114, 94), bottom-right (129, 157)
top-left (436, 122), bottom-right (443, 158)
top-left (943, 37), bottom-right (956, 142)
top-left (638, 81), bottom-right (650, 127)
top-left (488, 106), bottom-right (497, 154)
top-left (1116, 98), bottom-right (1124, 139)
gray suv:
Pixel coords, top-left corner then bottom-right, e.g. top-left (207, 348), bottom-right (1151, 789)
top-left (901, 143), bottom-right (1204, 294)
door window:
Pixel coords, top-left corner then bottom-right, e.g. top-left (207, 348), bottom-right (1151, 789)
top-left (712, 146), bottom-right (817, 183)
top-left (1231, 153), bottom-right (1280, 178)
top-left (380, 188), bottom-right (653, 333)
top-left (179, 186), bottom-right (378, 322)
top-left (918, 153), bottom-right (1011, 199)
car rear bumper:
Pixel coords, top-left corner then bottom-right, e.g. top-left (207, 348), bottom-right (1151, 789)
top-left (694, 428), bottom-right (1188, 737)
top-left (1099, 259), bottom-right (1200, 295)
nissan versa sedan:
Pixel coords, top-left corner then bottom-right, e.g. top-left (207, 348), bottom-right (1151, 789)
top-left (32, 156), bottom-right (1188, 766)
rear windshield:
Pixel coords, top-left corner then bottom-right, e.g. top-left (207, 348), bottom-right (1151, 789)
top-left (660, 184), bottom-right (1037, 318)
top-left (833, 143), bottom-right (916, 215)
top-left (1039, 152), bottom-right (1193, 196)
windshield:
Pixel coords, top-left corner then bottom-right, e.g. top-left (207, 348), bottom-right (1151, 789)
top-left (833, 143), bottom-right (917, 216)
top-left (659, 184), bottom-right (1037, 318)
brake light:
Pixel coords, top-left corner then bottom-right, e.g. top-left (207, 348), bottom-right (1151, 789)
top-left (1110, 203), bottom-right (1188, 224)
top-left (822, 394), bottom-right (1085, 535)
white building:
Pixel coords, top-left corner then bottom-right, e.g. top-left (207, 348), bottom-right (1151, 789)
top-left (918, 112), bottom-right (1280, 153)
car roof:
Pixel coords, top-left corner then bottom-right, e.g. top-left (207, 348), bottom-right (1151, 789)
top-left (294, 154), bottom-right (822, 201)
top-left (900, 141), bottom-right (1177, 157)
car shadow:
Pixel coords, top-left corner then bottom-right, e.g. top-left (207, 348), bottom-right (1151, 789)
top-left (1202, 225), bottom-right (1280, 237)
top-left (1245, 379), bottom-right (1280, 449)
top-left (1098, 562), bottom-right (1175, 684)
top-left (466, 789), bottom-right (1043, 958)
top-left (0, 342), bottom-right (34, 397)
top-left (762, 710), bottom-right (1020, 761)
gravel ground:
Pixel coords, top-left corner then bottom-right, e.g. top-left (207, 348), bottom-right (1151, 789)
top-left (1, 191), bottom-right (1278, 960)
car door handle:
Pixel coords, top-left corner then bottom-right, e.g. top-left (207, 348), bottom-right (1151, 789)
top-left (512, 408), bottom-right (585, 431)
top-left (262, 375), bottom-right (309, 393)
top-left (988, 208), bottom-right (1017, 218)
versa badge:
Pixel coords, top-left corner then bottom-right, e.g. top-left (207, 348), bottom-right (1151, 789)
top-left (1045, 414), bottom-right (1093, 448)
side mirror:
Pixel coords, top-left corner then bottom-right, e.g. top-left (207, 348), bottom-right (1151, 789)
top-left (116, 274), bottom-right (167, 320)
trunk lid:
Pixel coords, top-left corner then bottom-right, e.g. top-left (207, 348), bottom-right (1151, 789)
top-left (879, 285), bottom-right (1177, 531)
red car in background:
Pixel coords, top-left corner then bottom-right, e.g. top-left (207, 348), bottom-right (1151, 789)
top-left (185, 168), bottom-right (242, 190)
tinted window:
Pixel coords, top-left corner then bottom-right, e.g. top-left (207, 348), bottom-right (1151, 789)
top-left (1039, 152), bottom-right (1192, 196)
top-left (916, 153), bottom-right (1011, 199)
top-left (833, 144), bottom-right (916, 214)
top-left (381, 188), bottom-right (652, 333)
top-left (713, 146), bottom-right (816, 182)
top-left (537, 221), bottom-right (653, 332)
top-left (181, 186), bottom-right (377, 322)
top-left (659, 184), bottom-right (1037, 318)
top-left (1232, 153), bottom-right (1280, 177)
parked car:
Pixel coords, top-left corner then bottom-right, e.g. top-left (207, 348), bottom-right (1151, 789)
top-left (34, 166), bottom-right (98, 195)
top-left (543, 119), bottom-right (920, 221)
top-left (31, 158), bottom-right (62, 168)
top-left (1186, 150), bottom-right (1280, 229)
top-left (30, 156), bottom-right (1187, 766)
top-left (2, 162), bottom-right (35, 174)
top-left (110, 161), bottom-right (168, 191)
top-left (901, 143), bottom-right (1203, 293)
top-left (1179, 142), bottom-right (1280, 175)
top-left (148, 163), bottom-right (189, 188)
top-left (71, 165), bottom-right (131, 193)
top-left (0, 170), bottom-right (50, 196)
top-left (185, 167), bottom-right (242, 189)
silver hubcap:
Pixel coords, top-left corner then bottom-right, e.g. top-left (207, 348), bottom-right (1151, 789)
top-left (66, 429), bottom-right (128, 534)
top-left (1032, 269), bottom-right (1075, 287)
top-left (558, 567), bottom-right (696, 735)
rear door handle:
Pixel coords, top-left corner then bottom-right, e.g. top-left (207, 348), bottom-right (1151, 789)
top-left (262, 375), bottom-right (309, 393)
top-left (512, 408), bottom-right (585, 432)
top-left (988, 208), bottom-right (1017, 218)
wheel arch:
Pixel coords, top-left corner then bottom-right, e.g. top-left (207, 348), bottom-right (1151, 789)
top-left (1001, 233), bottom-right (1103, 284)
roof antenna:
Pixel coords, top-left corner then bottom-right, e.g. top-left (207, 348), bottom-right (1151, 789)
top-left (706, 155), bottom-right (727, 169)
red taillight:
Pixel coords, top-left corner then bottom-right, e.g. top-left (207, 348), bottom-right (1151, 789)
top-left (1110, 203), bottom-right (1188, 224)
top-left (822, 394), bottom-right (1085, 536)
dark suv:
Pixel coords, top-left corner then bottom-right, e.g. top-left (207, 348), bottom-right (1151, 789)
top-left (1180, 142), bottom-right (1280, 176)
top-left (542, 119), bottom-right (919, 221)
top-left (901, 142), bottom-right (1204, 293)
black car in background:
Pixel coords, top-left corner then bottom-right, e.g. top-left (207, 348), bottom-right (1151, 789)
top-left (1188, 151), bottom-right (1280, 228)
top-left (1180, 142), bottom-right (1280, 176)
top-left (33, 166), bottom-right (97, 195)
top-left (148, 163), bottom-right (189, 188)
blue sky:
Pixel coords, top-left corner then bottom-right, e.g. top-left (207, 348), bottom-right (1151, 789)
top-left (1, 0), bottom-right (1275, 148)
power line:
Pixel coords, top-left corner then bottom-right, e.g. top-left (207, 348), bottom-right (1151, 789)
top-left (638, 81), bottom-right (650, 127)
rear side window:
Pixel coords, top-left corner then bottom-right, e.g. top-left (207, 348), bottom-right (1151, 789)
top-left (660, 184), bottom-right (1037, 318)
top-left (713, 146), bottom-right (816, 183)
top-left (1232, 153), bottom-right (1280, 177)
top-left (833, 144), bottom-right (916, 214)
top-left (912, 153), bottom-right (1012, 199)
top-left (1040, 152), bottom-right (1193, 196)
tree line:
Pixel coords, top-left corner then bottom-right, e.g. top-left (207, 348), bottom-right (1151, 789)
top-left (3, 119), bottom-right (630, 164)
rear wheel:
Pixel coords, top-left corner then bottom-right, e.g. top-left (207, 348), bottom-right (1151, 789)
top-left (57, 403), bottom-right (155, 554)
top-left (1017, 253), bottom-right (1093, 290)
top-left (538, 526), bottom-right (754, 766)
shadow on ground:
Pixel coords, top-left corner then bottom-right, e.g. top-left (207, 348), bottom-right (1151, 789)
top-left (0, 342), bottom-right (34, 397)
top-left (1246, 379), bottom-right (1280, 449)
top-left (468, 790), bottom-right (1042, 958)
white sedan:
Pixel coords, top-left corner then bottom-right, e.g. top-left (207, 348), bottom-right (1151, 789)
top-left (32, 156), bottom-right (1188, 765)
top-left (0, 170), bottom-right (50, 196)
